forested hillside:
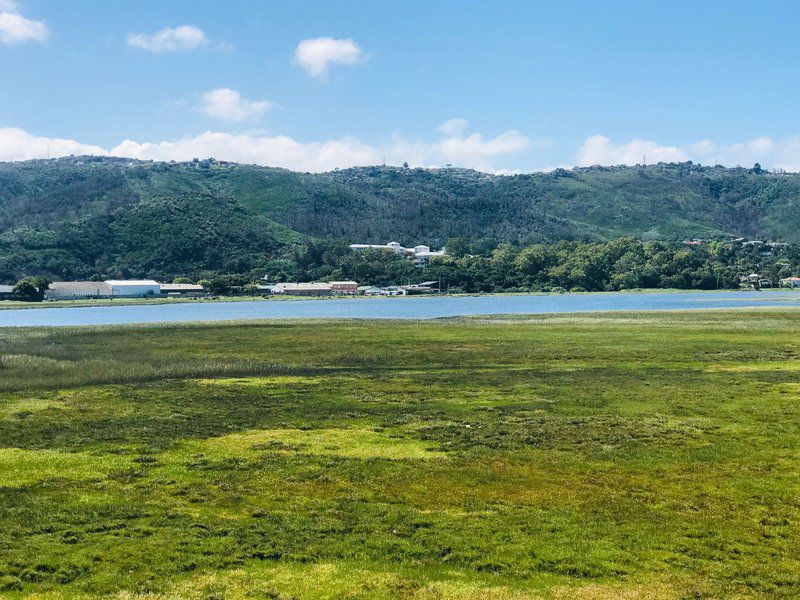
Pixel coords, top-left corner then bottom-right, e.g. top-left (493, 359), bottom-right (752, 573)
top-left (2, 156), bottom-right (800, 281)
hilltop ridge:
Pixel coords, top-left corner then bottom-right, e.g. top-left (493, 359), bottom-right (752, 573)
top-left (2, 156), bottom-right (800, 280)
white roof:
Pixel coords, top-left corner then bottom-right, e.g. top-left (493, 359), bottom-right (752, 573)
top-left (329, 281), bottom-right (358, 285)
top-left (160, 283), bottom-right (204, 290)
top-left (0, 284), bottom-right (14, 293)
top-left (106, 279), bottom-right (160, 286)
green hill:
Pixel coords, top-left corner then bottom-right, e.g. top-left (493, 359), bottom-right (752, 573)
top-left (1, 156), bottom-right (800, 281)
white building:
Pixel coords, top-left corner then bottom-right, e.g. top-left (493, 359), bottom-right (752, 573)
top-left (349, 241), bottom-right (446, 264)
top-left (349, 241), bottom-right (408, 255)
top-left (106, 280), bottom-right (161, 298)
top-left (46, 282), bottom-right (112, 300)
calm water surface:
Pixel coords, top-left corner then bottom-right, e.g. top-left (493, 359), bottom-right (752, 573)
top-left (2, 290), bottom-right (800, 327)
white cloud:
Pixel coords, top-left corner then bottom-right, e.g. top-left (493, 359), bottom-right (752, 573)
top-left (294, 37), bottom-right (364, 80)
top-left (0, 1), bottom-right (48, 45)
top-left (438, 118), bottom-right (469, 136)
top-left (0, 127), bottom-right (105, 161)
top-left (577, 134), bottom-right (800, 172)
top-left (200, 88), bottom-right (272, 122)
top-left (577, 135), bottom-right (687, 166)
top-left (111, 132), bottom-right (379, 172)
top-left (685, 136), bottom-right (800, 170)
top-left (439, 130), bottom-right (529, 168)
top-left (127, 25), bottom-right (209, 53)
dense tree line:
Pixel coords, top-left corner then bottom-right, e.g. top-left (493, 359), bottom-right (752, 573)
top-left (253, 237), bottom-right (798, 293)
top-left (11, 237), bottom-right (800, 299)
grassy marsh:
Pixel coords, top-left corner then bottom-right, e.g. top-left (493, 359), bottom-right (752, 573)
top-left (0, 311), bottom-right (799, 598)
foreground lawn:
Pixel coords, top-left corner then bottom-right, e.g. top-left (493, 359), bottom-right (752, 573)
top-left (0, 311), bottom-right (798, 598)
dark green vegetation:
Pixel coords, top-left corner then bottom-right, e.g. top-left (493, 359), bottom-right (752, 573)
top-left (265, 237), bottom-right (796, 293)
top-left (3, 156), bottom-right (800, 282)
top-left (1, 312), bottom-right (799, 598)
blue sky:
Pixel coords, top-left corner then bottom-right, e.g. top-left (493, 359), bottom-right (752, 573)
top-left (3, 0), bottom-right (800, 172)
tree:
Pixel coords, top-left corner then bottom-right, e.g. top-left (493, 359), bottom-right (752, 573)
top-left (208, 276), bottom-right (231, 295)
top-left (31, 276), bottom-right (51, 293)
top-left (13, 277), bottom-right (47, 301)
top-left (197, 279), bottom-right (212, 290)
top-left (445, 237), bottom-right (470, 258)
top-left (172, 277), bottom-right (192, 284)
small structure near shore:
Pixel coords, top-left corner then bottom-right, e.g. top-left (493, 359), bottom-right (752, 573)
top-left (269, 282), bottom-right (333, 296)
top-left (160, 283), bottom-right (205, 297)
top-left (0, 285), bottom-right (16, 300)
top-left (106, 280), bottom-right (161, 298)
top-left (779, 277), bottom-right (800, 288)
top-left (329, 281), bottom-right (359, 295)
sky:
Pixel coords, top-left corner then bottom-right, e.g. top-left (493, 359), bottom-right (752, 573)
top-left (2, 0), bottom-right (800, 173)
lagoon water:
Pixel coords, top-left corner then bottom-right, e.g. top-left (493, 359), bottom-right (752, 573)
top-left (2, 289), bottom-right (800, 327)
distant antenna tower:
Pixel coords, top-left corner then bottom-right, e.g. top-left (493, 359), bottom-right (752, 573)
top-left (643, 154), bottom-right (646, 166)
top-left (47, 144), bottom-right (50, 160)
top-left (382, 156), bottom-right (386, 167)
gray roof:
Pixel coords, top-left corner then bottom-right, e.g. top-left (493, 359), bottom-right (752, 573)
top-left (48, 281), bottom-right (112, 293)
top-left (0, 285), bottom-right (14, 293)
top-left (160, 283), bottom-right (204, 291)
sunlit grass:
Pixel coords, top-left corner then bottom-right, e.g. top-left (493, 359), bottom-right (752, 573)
top-left (0, 311), bottom-right (799, 597)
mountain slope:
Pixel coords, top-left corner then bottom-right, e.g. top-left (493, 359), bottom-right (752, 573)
top-left (1, 156), bottom-right (799, 281)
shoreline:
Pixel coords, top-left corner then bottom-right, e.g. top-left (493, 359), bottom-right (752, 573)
top-left (0, 286), bottom-right (787, 312)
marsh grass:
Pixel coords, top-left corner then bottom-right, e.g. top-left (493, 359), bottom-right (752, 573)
top-left (0, 311), bottom-right (799, 597)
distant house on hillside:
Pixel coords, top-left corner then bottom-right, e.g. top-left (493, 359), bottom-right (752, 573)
top-left (269, 282), bottom-right (332, 296)
top-left (46, 282), bottom-right (112, 300)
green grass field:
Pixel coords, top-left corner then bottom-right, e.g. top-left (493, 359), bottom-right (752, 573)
top-left (1, 311), bottom-right (798, 598)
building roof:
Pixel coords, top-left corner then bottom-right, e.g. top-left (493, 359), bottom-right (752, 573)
top-left (0, 284), bottom-right (14, 293)
top-left (106, 279), bottom-right (160, 286)
top-left (49, 281), bottom-right (112, 293)
top-left (160, 283), bottom-right (204, 291)
top-left (272, 282), bottom-right (331, 290)
top-left (329, 281), bottom-right (358, 286)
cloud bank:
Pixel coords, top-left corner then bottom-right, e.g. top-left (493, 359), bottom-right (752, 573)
top-left (0, 127), bottom-right (105, 161)
top-left (0, 120), bottom-right (530, 173)
top-left (5, 124), bottom-right (800, 174)
top-left (294, 37), bottom-right (364, 80)
top-left (0, 0), bottom-right (48, 45)
top-left (577, 134), bottom-right (800, 171)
